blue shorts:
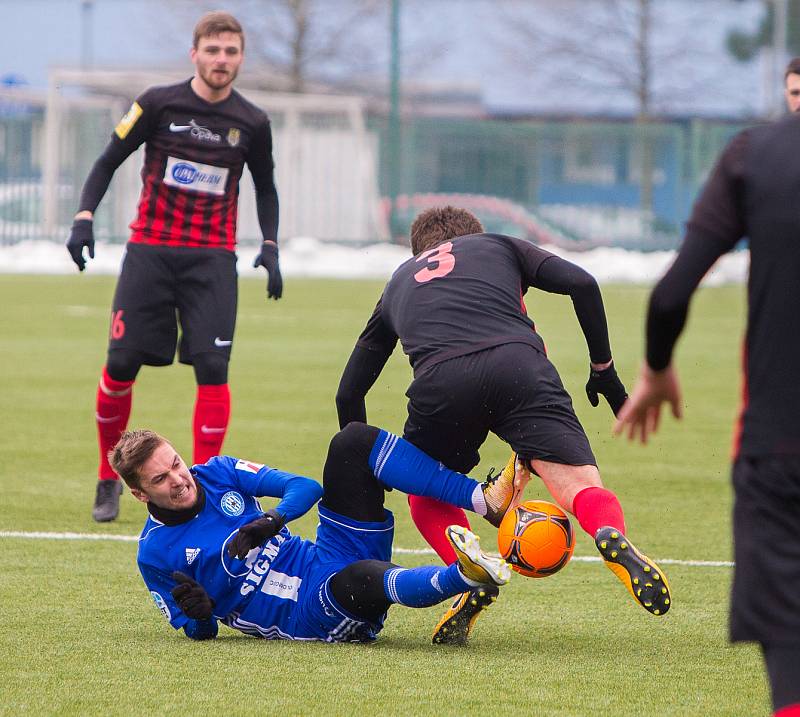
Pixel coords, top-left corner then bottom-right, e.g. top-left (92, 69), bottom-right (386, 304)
top-left (235, 506), bottom-right (395, 642)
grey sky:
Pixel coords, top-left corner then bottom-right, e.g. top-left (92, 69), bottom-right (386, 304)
top-left (3, 0), bottom-right (768, 116)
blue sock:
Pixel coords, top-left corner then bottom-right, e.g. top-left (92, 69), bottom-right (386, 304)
top-left (383, 563), bottom-right (473, 608)
top-left (369, 430), bottom-right (480, 512)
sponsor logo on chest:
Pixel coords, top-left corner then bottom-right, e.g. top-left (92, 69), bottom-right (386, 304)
top-left (164, 156), bottom-right (229, 196)
top-left (169, 119), bottom-right (221, 143)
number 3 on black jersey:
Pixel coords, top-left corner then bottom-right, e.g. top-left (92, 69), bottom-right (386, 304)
top-left (414, 241), bottom-right (455, 283)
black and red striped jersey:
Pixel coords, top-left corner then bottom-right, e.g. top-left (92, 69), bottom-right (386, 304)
top-left (103, 79), bottom-right (276, 251)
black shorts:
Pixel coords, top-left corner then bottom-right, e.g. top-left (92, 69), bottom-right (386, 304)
top-left (402, 342), bottom-right (596, 474)
top-left (108, 243), bottom-right (237, 366)
top-left (730, 455), bottom-right (800, 645)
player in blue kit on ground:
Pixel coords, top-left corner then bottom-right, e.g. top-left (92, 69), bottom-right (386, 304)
top-left (110, 422), bottom-right (525, 642)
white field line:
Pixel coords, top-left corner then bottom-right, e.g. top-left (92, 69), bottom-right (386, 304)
top-left (0, 530), bottom-right (733, 567)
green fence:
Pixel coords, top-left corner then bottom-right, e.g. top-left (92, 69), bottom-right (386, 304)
top-left (374, 115), bottom-right (749, 249)
top-left (0, 93), bottom-right (749, 250)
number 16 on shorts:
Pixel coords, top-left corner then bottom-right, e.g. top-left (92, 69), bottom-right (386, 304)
top-left (110, 310), bottom-right (126, 340)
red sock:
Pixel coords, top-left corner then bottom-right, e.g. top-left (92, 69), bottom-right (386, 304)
top-left (571, 486), bottom-right (626, 538)
top-left (408, 494), bottom-right (471, 564)
top-left (193, 384), bottom-right (231, 465)
top-left (96, 367), bottom-right (134, 480)
top-left (775, 705), bottom-right (800, 717)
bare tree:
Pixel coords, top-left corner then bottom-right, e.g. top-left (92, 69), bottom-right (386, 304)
top-left (490, 0), bottom-right (731, 213)
top-left (160, 0), bottom-right (449, 98)
top-left (162, 0), bottom-right (387, 93)
top-left (240, 0), bottom-right (387, 92)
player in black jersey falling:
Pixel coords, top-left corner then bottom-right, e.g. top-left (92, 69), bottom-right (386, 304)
top-left (616, 115), bottom-right (800, 717)
top-left (65, 12), bottom-right (282, 523)
top-left (337, 206), bottom-right (671, 644)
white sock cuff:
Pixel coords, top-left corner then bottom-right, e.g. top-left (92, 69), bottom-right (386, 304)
top-left (385, 567), bottom-right (408, 605)
top-left (456, 565), bottom-right (482, 588)
top-left (471, 484), bottom-right (487, 516)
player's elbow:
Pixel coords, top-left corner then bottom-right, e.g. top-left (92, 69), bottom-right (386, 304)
top-left (569, 269), bottom-right (600, 301)
top-left (297, 477), bottom-right (324, 504)
top-left (649, 280), bottom-right (690, 323)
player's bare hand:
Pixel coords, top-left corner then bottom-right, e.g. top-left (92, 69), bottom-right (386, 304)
top-left (613, 363), bottom-right (683, 444)
top-left (226, 508), bottom-right (286, 559)
top-left (252, 241), bottom-right (283, 300)
top-left (66, 219), bottom-right (95, 272)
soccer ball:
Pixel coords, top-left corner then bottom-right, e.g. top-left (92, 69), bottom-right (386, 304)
top-left (497, 500), bottom-right (575, 578)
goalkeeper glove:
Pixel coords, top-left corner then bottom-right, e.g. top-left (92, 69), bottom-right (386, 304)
top-left (586, 362), bottom-right (628, 416)
top-left (226, 508), bottom-right (286, 559)
top-left (66, 219), bottom-right (95, 272)
top-left (171, 571), bottom-right (215, 620)
top-left (252, 241), bottom-right (283, 300)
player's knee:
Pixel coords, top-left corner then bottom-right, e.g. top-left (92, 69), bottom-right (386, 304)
top-left (193, 352), bottom-right (229, 385)
top-left (329, 422), bottom-right (380, 460)
top-left (342, 560), bottom-right (395, 590)
top-left (105, 349), bottom-right (144, 382)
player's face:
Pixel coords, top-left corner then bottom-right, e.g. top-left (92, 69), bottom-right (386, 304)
top-left (191, 32), bottom-right (243, 92)
top-left (132, 442), bottom-right (198, 511)
top-left (786, 73), bottom-right (800, 112)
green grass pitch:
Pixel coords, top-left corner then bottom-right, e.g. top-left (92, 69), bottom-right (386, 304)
top-left (0, 275), bottom-right (765, 715)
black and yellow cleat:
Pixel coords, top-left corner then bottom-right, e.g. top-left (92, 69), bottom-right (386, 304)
top-left (432, 584), bottom-right (500, 646)
top-left (481, 453), bottom-right (530, 527)
top-left (595, 526), bottom-right (671, 616)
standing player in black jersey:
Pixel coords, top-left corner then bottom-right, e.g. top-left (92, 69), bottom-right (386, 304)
top-left (65, 12), bottom-right (282, 523)
top-left (615, 116), bottom-right (800, 717)
top-left (337, 206), bottom-right (671, 644)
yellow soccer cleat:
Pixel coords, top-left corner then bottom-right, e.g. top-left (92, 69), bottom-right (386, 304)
top-left (432, 584), bottom-right (500, 646)
top-left (446, 525), bottom-right (512, 586)
top-left (481, 453), bottom-right (531, 527)
top-left (595, 526), bottom-right (672, 616)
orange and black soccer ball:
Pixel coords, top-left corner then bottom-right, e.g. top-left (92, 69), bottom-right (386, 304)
top-left (497, 500), bottom-right (575, 578)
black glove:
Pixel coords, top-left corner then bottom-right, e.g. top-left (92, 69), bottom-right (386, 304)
top-left (171, 571), bottom-right (215, 620)
top-left (66, 218), bottom-right (95, 271)
top-left (252, 242), bottom-right (283, 300)
top-left (586, 362), bottom-right (628, 416)
top-left (226, 508), bottom-right (286, 559)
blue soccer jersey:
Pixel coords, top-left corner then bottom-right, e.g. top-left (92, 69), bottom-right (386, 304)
top-left (138, 456), bottom-right (321, 633)
top-left (137, 455), bottom-right (395, 642)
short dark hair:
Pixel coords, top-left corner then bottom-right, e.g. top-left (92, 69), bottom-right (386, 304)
top-left (109, 430), bottom-right (169, 489)
top-left (785, 57), bottom-right (800, 81)
top-left (193, 11), bottom-right (244, 51)
top-left (409, 206), bottom-right (484, 255)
